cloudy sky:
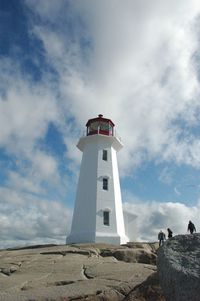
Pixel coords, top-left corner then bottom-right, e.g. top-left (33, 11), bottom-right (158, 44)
top-left (1, 0), bottom-right (200, 248)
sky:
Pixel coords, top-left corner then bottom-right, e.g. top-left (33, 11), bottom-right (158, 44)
top-left (0, 0), bottom-right (200, 248)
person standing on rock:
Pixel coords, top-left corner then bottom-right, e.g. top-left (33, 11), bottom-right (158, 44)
top-left (158, 230), bottom-right (166, 246)
top-left (167, 228), bottom-right (173, 238)
top-left (187, 220), bottom-right (196, 234)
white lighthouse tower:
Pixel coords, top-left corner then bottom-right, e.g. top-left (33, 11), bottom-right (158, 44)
top-left (67, 114), bottom-right (129, 245)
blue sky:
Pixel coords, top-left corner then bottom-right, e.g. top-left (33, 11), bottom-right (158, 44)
top-left (0, 0), bottom-right (200, 247)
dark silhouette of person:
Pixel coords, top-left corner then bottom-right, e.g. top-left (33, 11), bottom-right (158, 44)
top-left (187, 220), bottom-right (196, 234)
top-left (167, 228), bottom-right (173, 238)
top-left (158, 230), bottom-right (166, 246)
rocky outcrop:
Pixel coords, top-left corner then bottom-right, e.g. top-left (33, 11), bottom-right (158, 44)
top-left (101, 243), bottom-right (157, 264)
top-left (123, 272), bottom-right (166, 301)
top-left (0, 242), bottom-right (164, 301)
top-left (157, 233), bottom-right (200, 301)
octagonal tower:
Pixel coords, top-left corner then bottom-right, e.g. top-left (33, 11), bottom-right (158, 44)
top-left (67, 114), bottom-right (129, 245)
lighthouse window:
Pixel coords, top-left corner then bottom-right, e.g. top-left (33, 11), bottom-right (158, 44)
top-left (99, 122), bottom-right (109, 131)
top-left (88, 121), bottom-right (99, 134)
top-left (103, 211), bottom-right (110, 226)
top-left (102, 150), bottom-right (108, 161)
top-left (103, 178), bottom-right (108, 190)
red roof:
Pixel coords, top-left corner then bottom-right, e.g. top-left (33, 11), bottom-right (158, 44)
top-left (86, 114), bottom-right (115, 127)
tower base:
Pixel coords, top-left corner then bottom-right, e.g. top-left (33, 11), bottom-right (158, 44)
top-left (95, 232), bottom-right (129, 245)
top-left (66, 231), bottom-right (129, 245)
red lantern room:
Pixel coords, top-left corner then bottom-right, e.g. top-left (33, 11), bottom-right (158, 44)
top-left (86, 114), bottom-right (115, 136)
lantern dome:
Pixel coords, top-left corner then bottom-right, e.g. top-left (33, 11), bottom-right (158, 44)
top-left (86, 114), bottom-right (115, 136)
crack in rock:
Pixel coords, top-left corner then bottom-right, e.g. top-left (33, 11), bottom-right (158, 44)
top-left (54, 280), bottom-right (75, 286)
top-left (0, 266), bottom-right (18, 276)
top-left (40, 249), bottom-right (99, 257)
top-left (0, 270), bottom-right (10, 277)
top-left (21, 259), bottom-right (57, 291)
top-left (82, 265), bottom-right (94, 279)
top-left (68, 291), bottom-right (103, 301)
top-left (111, 287), bottom-right (126, 297)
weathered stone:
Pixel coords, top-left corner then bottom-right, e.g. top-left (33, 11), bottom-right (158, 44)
top-left (157, 234), bottom-right (200, 301)
top-left (125, 242), bottom-right (159, 253)
top-left (123, 272), bottom-right (166, 301)
top-left (115, 249), bottom-right (156, 264)
top-left (101, 247), bottom-right (157, 265)
top-left (0, 243), bottom-right (160, 301)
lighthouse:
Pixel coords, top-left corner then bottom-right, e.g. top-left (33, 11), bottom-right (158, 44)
top-left (67, 114), bottom-right (129, 245)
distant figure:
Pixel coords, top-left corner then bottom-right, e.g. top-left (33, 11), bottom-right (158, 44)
top-left (187, 220), bottom-right (196, 234)
top-left (167, 228), bottom-right (173, 238)
top-left (158, 230), bottom-right (166, 246)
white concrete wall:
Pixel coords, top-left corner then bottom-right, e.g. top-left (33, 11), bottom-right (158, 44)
top-left (123, 211), bottom-right (138, 242)
top-left (67, 134), bottom-right (129, 245)
top-left (67, 138), bottom-right (98, 243)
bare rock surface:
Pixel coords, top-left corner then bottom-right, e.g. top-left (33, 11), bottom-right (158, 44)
top-left (0, 242), bottom-right (163, 301)
top-left (123, 272), bottom-right (166, 301)
top-left (157, 233), bottom-right (200, 301)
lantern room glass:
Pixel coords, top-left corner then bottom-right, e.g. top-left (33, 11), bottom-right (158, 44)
top-left (87, 121), bottom-right (114, 136)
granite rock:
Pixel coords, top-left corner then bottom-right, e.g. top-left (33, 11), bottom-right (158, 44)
top-left (157, 233), bottom-right (200, 301)
top-left (101, 243), bottom-right (157, 264)
top-left (0, 242), bottom-right (162, 301)
top-left (123, 272), bottom-right (166, 301)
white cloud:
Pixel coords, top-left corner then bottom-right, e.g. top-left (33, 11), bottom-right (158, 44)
top-left (2, 183), bottom-right (199, 248)
top-left (7, 171), bottom-right (42, 194)
top-left (0, 60), bottom-right (59, 153)
top-left (0, 187), bottom-right (72, 249)
top-left (123, 199), bottom-right (200, 241)
top-left (158, 167), bottom-right (174, 185)
top-left (24, 0), bottom-right (200, 175)
top-left (0, 59), bottom-right (71, 248)
top-left (26, 0), bottom-right (66, 20)
top-left (174, 187), bottom-right (181, 196)
top-left (31, 150), bottom-right (59, 180)
top-left (33, 27), bottom-right (66, 62)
